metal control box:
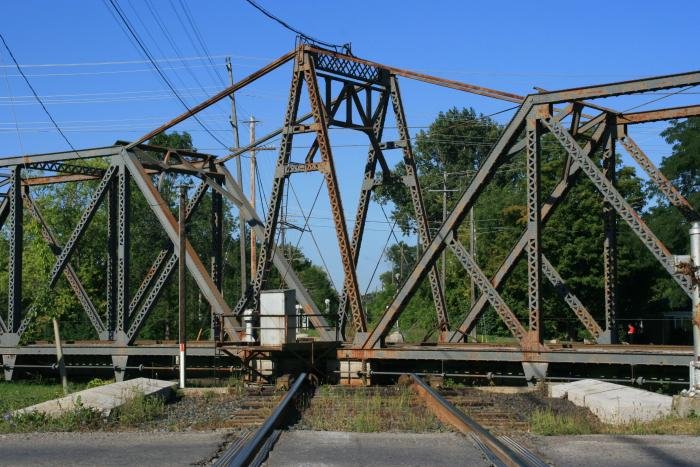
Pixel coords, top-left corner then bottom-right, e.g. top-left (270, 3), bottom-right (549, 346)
top-left (260, 289), bottom-right (296, 346)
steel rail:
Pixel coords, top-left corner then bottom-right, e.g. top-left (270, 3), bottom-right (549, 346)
top-left (217, 372), bottom-right (308, 467)
top-left (409, 373), bottom-right (533, 467)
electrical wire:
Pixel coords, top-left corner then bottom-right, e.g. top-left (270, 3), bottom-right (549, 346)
top-left (103, 0), bottom-right (231, 150)
top-left (0, 51), bottom-right (24, 153)
top-left (0, 32), bottom-right (77, 153)
top-left (621, 85), bottom-right (698, 113)
top-left (243, 0), bottom-right (351, 54)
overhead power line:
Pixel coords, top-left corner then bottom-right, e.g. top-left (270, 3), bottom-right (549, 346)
top-left (243, 0), bottom-right (351, 54)
top-left (103, 0), bottom-right (230, 149)
top-left (0, 32), bottom-right (77, 153)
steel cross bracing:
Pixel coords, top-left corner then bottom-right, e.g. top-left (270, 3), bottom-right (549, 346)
top-left (1, 45), bottom-right (699, 377)
top-left (363, 67), bottom-right (700, 351)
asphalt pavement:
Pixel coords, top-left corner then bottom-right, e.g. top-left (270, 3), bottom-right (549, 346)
top-left (0, 431), bottom-right (226, 466)
top-left (531, 435), bottom-right (700, 467)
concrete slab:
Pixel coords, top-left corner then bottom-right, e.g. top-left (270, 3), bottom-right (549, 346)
top-left (549, 379), bottom-right (672, 424)
top-left (672, 394), bottom-right (700, 417)
top-left (16, 378), bottom-right (176, 417)
top-left (266, 430), bottom-right (488, 467)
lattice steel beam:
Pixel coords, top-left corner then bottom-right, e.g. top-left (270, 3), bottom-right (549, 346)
top-left (116, 163), bottom-right (130, 337)
top-left (120, 151), bottom-right (236, 337)
top-left (7, 168), bottom-right (22, 333)
top-left (602, 124), bottom-right (618, 342)
top-left (541, 115), bottom-right (693, 297)
top-left (126, 182), bottom-right (209, 343)
top-left (0, 146), bottom-right (122, 168)
top-left (336, 88), bottom-right (389, 333)
top-left (541, 255), bottom-right (603, 338)
top-left (448, 120), bottom-right (609, 342)
top-left (25, 161), bottom-right (105, 178)
top-left (302, 52), bottom-right (367, 332)
top-left (47, 166), bottom-right (117, 288)
top-left (389, 75), bottom-right (449, 334)
top-left (525, 114), bottom-right (542, 343)
top-left (618, 133), bottom-right (700, 222)
top-left (362, 102), bottom-right (532, 349)
top-left (23, 191), bottom-right (105, 335)
top-left (446, 234), bottom-right (527, 341)
top-left (233, 61), bottom-right (303, 317)
top-left (106, 180), bottom-right (117, 340)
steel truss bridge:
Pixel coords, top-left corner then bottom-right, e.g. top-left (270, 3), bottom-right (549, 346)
top-left (1, 45), bottom-right (699, 383)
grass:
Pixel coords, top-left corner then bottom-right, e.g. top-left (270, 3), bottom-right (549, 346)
top-left (531, 408), bottom-right (700, 436)
top-left (0, 379), bottom-right (166, 433)
top-left (2, 401), bottom-right (104, 433)
top-left (111, 389), bottom-right (166, 427)
top-left (0, 379), bottom-right (85, 413)
top-left (531, 408), bottom-right (596, 435)
top-left (301, 385), bottom-right (443, 432)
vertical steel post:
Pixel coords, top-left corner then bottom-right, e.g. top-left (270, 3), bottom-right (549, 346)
top-left (179, 185), bottom-right (187, 389)
top-left (7, 167), bottom-right (22, 332)
top-left (691, 221), bottom-right (700, 387)
top-left (468, 206), bottom-right (477, 342)
top-left (226, 57), bottom-right (247, 296)
top-left (106, 177), bottom-right (117, 340)
top-left (603, 124), bottom-right (618, 343)
top-left (210, 172), bottom-right (223, 341)
top-left (526, 115), bottom-right (542, 344)
top-left (116, 162), bottom-right (130, 341)
top-left (302, 53), bottom-right (366, 332)
top-left (336, 88), bottom-right (389, 337)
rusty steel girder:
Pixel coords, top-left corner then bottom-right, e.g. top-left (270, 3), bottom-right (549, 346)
top-left (1, 44), bottom-right (698, 377)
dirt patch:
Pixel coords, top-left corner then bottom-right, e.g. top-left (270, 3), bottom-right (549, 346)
top-left (130, 388), bottom-right (280, 431)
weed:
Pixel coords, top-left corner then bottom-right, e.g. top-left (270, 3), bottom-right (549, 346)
top-left (111, 389), bottom-right (165, 426)
top-left (0, 400), bottom-right (102, 434)
top-left (530, 409), bottom-right (595, 435)
top-left (530, 408), bottom-right (700, 436)
top-left (86, 378), bottom-right (113, 389)
top-left (301, 386), bottom-right (442, 433)
top-left (226, 375), bottom-right (246, 397)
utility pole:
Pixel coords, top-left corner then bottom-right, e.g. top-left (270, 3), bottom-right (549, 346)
top-left (178, 185), bottom-right (188, 389)
top-left (52, 318), bottom-right (68, 395)
top-left (226, 57), bottom-right (246, 297)
top-left (441, 171), bottom-right (447, 290)
top-left (249, 116), bottom-right (257, 280)
top-left (428, 164), bottom-right (458, 292)
top-left (691, 221), bottom-right (700, 389)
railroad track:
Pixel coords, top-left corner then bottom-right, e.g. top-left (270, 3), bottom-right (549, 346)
top-left (213, 373), bottom-right (309, 467)
top-left (440, 388), bottom-right (530, 434)
top-left (409, 374), bottom-right (547, 467)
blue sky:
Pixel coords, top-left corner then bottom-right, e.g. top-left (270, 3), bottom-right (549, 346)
top-left (1, 1), bottom-right (698, 293)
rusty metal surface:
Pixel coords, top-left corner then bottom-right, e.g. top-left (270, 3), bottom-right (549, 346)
top-left (410, 373), bottom-right (530, 467)
top-left (1, 44), bottom-right (699, 378)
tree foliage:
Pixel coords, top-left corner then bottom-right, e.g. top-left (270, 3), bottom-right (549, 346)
top-left (0, 131), bottom-right (337, 342)
top-left (367, 108), bottom-right (695, 344)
